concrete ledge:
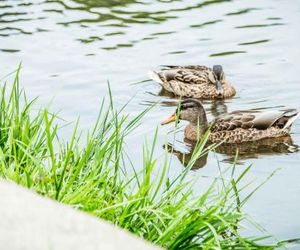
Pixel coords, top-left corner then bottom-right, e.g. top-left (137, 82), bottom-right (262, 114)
top-left (0, 180), bottom-right (160, 250)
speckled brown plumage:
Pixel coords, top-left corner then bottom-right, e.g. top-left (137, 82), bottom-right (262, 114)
top-left (208, 110), bottom-right (297, 142)
top-left (150, 65), bottom-right (236, 99)
top-left (208, 127), bottom-right (289, 143)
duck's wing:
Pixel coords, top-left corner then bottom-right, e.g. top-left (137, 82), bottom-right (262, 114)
top-left (157, 68), bottom-right (213, 85)
top-left (211, 111), bottom-right (255, 132)
top-left (211, 109), bottom-right (299, 132)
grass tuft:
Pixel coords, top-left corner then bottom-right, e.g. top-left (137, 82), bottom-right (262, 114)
top-left (0, 67), bottom-right (283, 249)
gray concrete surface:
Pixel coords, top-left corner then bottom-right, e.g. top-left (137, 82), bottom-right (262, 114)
top-left (0, 180), bottom-right (161, 250)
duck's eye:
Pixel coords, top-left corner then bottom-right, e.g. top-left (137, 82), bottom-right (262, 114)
top-left (181, 103), bottom-right (189, 109)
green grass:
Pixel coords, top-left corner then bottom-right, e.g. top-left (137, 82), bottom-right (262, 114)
top-left (0, 66), bottom-right (284, 249)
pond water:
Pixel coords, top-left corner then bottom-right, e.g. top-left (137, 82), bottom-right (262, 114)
top-left (1, 0), bottom-right (300, 245)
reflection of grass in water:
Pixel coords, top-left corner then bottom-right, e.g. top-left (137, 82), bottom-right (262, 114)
top-left (73, 0), bottom-right (139, 8)
top-left (238, 39), bottom-right (270, 46)
top-left (210, 51), bottom-right (246, 57)
top-left (117, 43), bottom-right (133, 47)
top-left (101, 46), bottom-right (117, 50)
top-left (0, 66), bottom-right (287, 249)
top-left (0, 27), bottom-right (32, 36)
top-left (190, 19), bottom-right (222, 28)
top-left (165, 50), bottom-right (186, 55)
top-left (77, 36), bottom-right (103, 43)
top-left (236, 23), bottom-right (285, 29)
top-left (104, 31), bottom-right (125, 36)
top-left (101, 43), bottom-right (134, 50)
top-left (266, 17), bottom-right (282, 20)
top-left (150, 31), bottom-right (176, 36)
top-left (0, 49), bottom-right (20, 53)
top-left (226, 8), bottom-right (260, 16)
top-left (50, 0), bottom-right (233, 27)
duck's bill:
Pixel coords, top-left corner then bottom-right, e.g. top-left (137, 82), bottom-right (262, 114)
top-left (216, 81), bottom-right (224, 95)
top-left (161, 113), bottom-right (177, 125)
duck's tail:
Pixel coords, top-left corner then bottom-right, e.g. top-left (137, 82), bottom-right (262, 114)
top-left (283, 110), bottom-right (299, 130)
top-left (148, 70), bottom-right (164, 84)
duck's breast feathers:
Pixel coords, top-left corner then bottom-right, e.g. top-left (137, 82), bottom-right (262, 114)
top-left (212, 109), bottom-right (299, 132)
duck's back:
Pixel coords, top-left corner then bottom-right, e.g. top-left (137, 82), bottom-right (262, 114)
top-left (150, 65), bottom-right (216, 98)
top-left (209, 109), bottom-right (299, 143)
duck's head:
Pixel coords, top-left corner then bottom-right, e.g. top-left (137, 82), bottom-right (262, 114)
top-left (161, 99), bottom-right (207, 125)
top-left (212, 65), bottom-right (225, 97)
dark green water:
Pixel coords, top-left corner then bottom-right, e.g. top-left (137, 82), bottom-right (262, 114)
top-left (1, 0), bottom-right (300, 244)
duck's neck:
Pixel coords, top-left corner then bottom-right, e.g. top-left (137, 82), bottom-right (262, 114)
top-left (189, 108), bottom-right (208, 135)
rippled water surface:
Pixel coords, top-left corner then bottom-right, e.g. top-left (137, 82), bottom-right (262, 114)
top-left (1, 0), bottom-right (300, 243)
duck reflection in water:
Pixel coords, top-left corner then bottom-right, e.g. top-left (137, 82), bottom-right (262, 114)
top-left (165, 136), bottom-right (298, 170)
top-left (163, 140), bottom-right (209, 170)
top-left (216, 136), bottom-right (298, 163)
top-left (208, 99), bottom-right (228, 118)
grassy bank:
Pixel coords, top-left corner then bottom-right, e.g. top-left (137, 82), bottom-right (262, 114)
top-left (0, 67), bottom-right (281, 249)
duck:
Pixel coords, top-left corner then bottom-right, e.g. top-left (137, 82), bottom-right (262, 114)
top-left (161, 99), bottom-right (299, 143)
top-left (164, 142), bottom-right (208, 170)
top-left (149, 65), bottom-right (236, 99)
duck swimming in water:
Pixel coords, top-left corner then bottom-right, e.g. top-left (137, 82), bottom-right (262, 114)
top-left (161, 99), bottom-right (299, 143)
top-left (150, 65), bottom-right (236, 99)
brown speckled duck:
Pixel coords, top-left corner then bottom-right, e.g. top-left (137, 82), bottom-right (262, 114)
top-left (161, 99), bottom-right (299, 143)
top-left (149, 65), bottom-right (236, 99)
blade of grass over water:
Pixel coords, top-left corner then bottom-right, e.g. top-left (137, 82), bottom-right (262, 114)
top-left (0, 68), bottom-right (289, 249)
